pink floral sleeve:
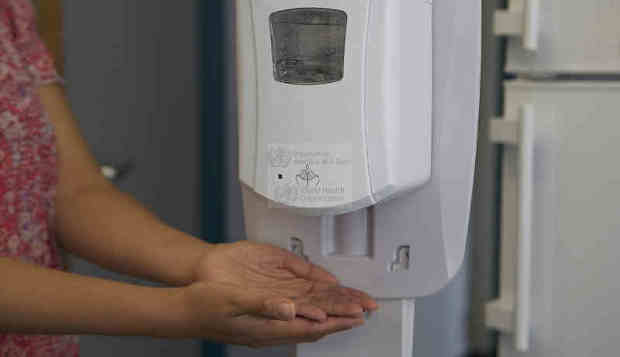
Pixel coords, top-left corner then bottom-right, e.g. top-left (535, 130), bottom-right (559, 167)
top-left (1, 0), bottom-right (78, 355)
top-left (5, 0), bottom-right (60, 84)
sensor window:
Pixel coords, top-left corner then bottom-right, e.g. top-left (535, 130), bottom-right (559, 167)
top-left (270, 8), bottom-right (347, 85)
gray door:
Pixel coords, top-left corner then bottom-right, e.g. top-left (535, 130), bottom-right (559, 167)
top-left (63, 1), bottom-right (201, 356)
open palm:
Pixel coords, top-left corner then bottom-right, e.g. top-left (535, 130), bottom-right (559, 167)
top-left (194, 241), bottom-right (378, 321)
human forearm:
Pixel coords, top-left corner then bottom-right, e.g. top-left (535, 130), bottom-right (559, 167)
top-left (28, 62), bottom-right (374, 347)
top-left (38, 84), bottom-right (210, 286)
top-left (0, 258), bottom-right (366, 345)
top-left (0, 258), bottom-right (186, 337)
top-left (55, 184), bottom-right (210, 286)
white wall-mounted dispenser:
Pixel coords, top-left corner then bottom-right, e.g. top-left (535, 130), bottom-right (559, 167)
top-left (236, 0), bottom-right (481, 355)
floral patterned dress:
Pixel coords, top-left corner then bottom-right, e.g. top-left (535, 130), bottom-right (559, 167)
top-left (0, 0), bottom-right (79, 355)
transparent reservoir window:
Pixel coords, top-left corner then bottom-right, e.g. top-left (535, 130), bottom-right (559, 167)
top-left (270, 8), bottom-right (347, 85)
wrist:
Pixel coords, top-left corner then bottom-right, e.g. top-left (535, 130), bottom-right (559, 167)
top-left (158, 283), bottom-right (224, 340)
top-left (156, 228), bottom-right (214, 286)
top-left (145, 286), bottom-right (195, 338)
top-left (189, 242), bottom-right (216, 284)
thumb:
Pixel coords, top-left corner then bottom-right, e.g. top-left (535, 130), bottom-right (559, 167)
top-left (262, 297), bottom-right (296, 321)
top-left (232, 292), bottom-right (296, 321)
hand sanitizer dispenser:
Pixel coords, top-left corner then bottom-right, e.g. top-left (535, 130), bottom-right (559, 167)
top-left (236, 0), bottom-right (481, 355)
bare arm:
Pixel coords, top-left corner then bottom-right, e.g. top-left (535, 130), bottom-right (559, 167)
top-left (0, 258), bottom-right (184, 337)
top-left (0, 257), bottom-right (363, 345)
top-left (39, 84), bottom-right (208, 286)
top-left (29, 84), bottom-right (374, 345)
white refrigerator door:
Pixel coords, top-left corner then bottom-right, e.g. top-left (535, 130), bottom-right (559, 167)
top-left (493, 80), bottom-right (620, 357)
top-left (502, 0), bottom-right (620, 74)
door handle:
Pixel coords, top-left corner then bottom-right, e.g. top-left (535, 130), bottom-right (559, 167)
top-left (486, 105), bottom-right (534, 352)
top-left (494, 0), bottom-right (540, 51)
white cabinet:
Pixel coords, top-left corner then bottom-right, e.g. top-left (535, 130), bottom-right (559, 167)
top-left (492, 80), bottom-right (620, 356)
top-left (503, 0), bottom-right (620, 74)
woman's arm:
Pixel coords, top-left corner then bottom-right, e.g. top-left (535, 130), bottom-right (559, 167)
top-left (40, 83), bottom-right (378, 321)
top-left (0, 257), bottom-right (185, 336)
top-left (40, 84), bottom-right (208, 286)
top-left (0, 257), bottom-right (363, 345)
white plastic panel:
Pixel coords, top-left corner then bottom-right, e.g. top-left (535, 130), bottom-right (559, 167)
top-left (252, 0), bottom-right (374, 214)
top-left (497, 80), bottom-right (620, 357)
top-left (237, 0), bottom-right (259, 190)
top-left (237, 0), bottom-right (432, 215)
top-left (505, 0), bottom-right (620, 74)
top-left (365, 0), bottom-right (432, 203)
top-left (241, 0), bottom-right (481, 299)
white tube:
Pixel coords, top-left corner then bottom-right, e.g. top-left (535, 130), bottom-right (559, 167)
top-left (515, 104), bottom-right (534, 351)
top-left (523, 0), bottom-right (540, 51)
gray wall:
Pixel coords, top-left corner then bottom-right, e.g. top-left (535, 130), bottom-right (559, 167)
top-left (63, 1), bottom-right (201, 356)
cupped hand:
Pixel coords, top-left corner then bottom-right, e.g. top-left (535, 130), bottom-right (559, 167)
top-left (179, 281), bottom-right (366, 347)
top-left (193, 241), bottom-right (378, 321)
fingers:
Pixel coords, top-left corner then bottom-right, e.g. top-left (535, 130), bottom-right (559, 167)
top-left (224, 280), bottom-right (378, 323)
top-left (338, 286), bottom-right (379, 312)
top-left (305, 296), bottom-right (364, 318)
top-left (283, 253), bottom-right (339, 284)
top-left (280, 251), bottom-right (377, 313)
top-left (233, 284), bottom-right (378, 324)
top-left (298, 284), bottom-right (379, 318)
top-left (295, 303), bottom-right (327, 322)
top-left (326, 300), bottom-right (365, 318)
